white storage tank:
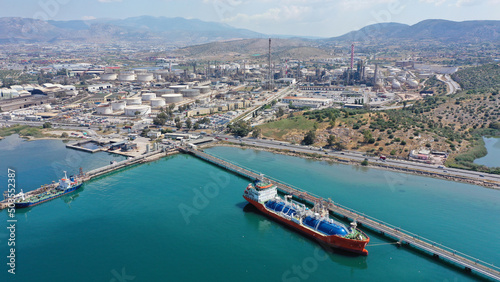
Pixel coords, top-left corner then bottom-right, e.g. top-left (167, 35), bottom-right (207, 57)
top-left (96, 104), bottom-right (113, 115)
top-left (111, 101), bottom-right (126, 111)
top-left (193, 86), bottom-right (210, 94)
top-left (124, 105), bottom-right (151, 116)
top-left (141, 93), bottom-right (156, 101)
top-left (181, 89), bottom-right (200, 98)
top-left (392, 79), bottom-right (401, 90)
top-left (137, 73), bottom-right (154, 82)
top-left (119, 73), bottom-right (136, 81)
top-left (162, 94), bottom-right (183, 103)
top-left (407, 79), bottom-right (419, 88)
top-left (150, 98), bottom-right (166, 108)
top-left (169, 85), bottom-right (189, 93)
top-left (153, 89), bottom-right (175, 95)
top-left (124, 97), bottom-right (142, 105)
top-left (100, 73), bottom-right (118, 81)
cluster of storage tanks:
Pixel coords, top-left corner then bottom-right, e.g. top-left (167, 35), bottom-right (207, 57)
top-left (95, 85), bottom-right (209, 116)
top-left (387, 68), bottom-right (419, 90)
top-left (100, 71), bottom-right (155, 82)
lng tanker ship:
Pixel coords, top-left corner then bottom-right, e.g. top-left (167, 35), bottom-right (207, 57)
top-left (14, 171), bottom-right (83, 209)
top-left (243, 178), bottom-right (369, 255)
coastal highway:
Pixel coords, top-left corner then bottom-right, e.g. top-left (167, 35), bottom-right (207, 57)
top-left (437, 74), bottom-right (461, 95)
top-left (215, 135), bottom-right (500, 186)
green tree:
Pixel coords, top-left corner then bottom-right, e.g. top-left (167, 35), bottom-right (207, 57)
top-left (334, 142), bottom-right (345, 151)
top-left (252, 128), bottom-right (262, 138)
top-left (42, 122), bottom-right (52, 128)
top-left (228, 120), bottom-right (252, 137)
top-left (185, 118), bottom-right (192, 130)
top-left (327, 135), bottom-right (336, 147)
top-left (363, 130), bottom-right (372, 143)
top-left (277, 107), bottom-right (285, 117)
top-left (193, 122), bottom-right (200, 130)
top-left (61, 132), bottom-right (69, 138)
top-left (302, 130), bottom-right (316, 145)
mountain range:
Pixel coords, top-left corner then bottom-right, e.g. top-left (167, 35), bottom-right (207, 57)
top-left (0, 16), bottom-right (499, 48)
top-left (326, 19), bottom-right (500, 44)
top-left (0, 16), bottom-right (264, 45)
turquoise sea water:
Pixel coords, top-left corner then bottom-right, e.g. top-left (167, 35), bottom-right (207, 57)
top-left (0, 140), bottom-right (499, 281)
top-left (474, 137), bottom-right (500, 167)
top-left (0, 135), bottom-right (125, 194)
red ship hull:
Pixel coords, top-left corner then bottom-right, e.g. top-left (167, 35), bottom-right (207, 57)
top-left (244, 195), bottom-right (369, 255)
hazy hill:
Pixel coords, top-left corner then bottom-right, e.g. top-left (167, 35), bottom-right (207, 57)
top-left (2, 17), bottom-right (500, 49)
top-left (325, 19), bottom-right (500, 44)
top-left (174, 38), bottom-right (329, 60)
top-left (0, 17), bottom-right (63, 43)
top-left (0, 16), bottom-right (264, 45)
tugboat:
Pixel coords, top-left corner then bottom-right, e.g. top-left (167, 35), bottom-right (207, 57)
top-left (243, 177), bottom-right (370, 255)
top-left (15, 171), bottom-right (83, 209)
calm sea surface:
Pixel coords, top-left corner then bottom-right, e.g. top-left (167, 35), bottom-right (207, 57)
top-left (474, 137), bottom-right (500, 167)
top-left (0, 139), bottom-right (499, 281)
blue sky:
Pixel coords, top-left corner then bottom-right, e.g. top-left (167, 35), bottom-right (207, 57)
top-left (2, 0), bottom-right (500, 37)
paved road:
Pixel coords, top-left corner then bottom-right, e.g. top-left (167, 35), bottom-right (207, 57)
top-left (437, 74), bottom-right (461, 95)
top-left (237, 86), bottom-right (292, 122)
top-left (215, 134), bottom-right (500, 185)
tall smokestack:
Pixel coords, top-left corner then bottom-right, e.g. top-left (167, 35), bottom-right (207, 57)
top-left (350, 43), bottom-right (354, 70)
top-left (268, 38), bottom-right (272, 89)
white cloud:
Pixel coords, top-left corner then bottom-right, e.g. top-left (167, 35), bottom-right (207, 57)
top-left (339, 0), bottom-right (399, 11)
top-left (98, 0), bottom-right (123, 3)
top-left (82, 16), bottom-right (97, 20)
top-left (419, 0), bottom-right (447, 5)
top-left (223, 5), bottom-right (311, 23)
top-left (419, 0), bottom-right (486, 6)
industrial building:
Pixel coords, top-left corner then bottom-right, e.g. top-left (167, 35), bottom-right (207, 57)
top-left (282, 96), bottom-right (332, 108)
top-left (88, 84), bottom-right (113, 93)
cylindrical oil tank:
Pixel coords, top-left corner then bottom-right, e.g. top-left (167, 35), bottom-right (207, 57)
top-left (111, 101), bottom-right (126, 111)
top-left (162, 94), bottom-right (183, 103)
top-left (137, 73), bottom-right (154, 82)
top-left (124, 97), bottom-right (142, 105)
top-left (141, 93), bottom-right (156, 101)
top-left (181, 89), bottom-right (200, 98)
top-left (150, 98), bottom-right (166, 108)
top-left (100, 73), bottom-right (117, 81)
top-left (153, 89), bottom-right (175, 95)
top-left (118, 73), bottom-right (136, 81)
top-left (392, 79), bottom-right (401, 89)
top-left (96, 104), bottom-right (113, 115)
top-left (193, 86), bottom-right (210, 94)
top-left (169, 85), bottom-right (189, 93)
top-left (407, 80), bottom-right (418, 88)
top-left (124, 105), bottom-right (151, 116)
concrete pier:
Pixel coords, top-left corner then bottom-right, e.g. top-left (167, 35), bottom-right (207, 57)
top-left (184, 147), bottom-right (500, 281)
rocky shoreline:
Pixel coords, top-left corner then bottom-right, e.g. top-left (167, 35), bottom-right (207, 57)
top-left (205, 142), bottom-right (500, 190)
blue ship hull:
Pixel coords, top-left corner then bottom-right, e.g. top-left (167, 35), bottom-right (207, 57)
top-left (15, 183), bottom-right (83, 209)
